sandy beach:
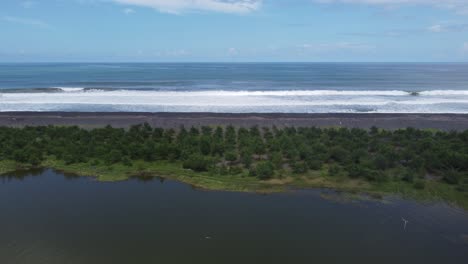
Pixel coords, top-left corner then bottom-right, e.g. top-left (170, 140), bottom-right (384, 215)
top-left (1, 112), bottom-right (468, 131)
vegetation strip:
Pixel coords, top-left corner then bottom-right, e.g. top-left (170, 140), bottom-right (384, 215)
top-left (1, 124), bottom-right (467, 208)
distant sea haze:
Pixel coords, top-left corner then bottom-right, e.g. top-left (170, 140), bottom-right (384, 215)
top-left (1, 63), bottom-right (468, 113)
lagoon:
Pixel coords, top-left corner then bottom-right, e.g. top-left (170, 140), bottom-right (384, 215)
top-left (1, 169), bottom-right (467, 264)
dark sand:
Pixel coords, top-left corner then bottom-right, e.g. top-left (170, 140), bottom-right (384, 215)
top-left (1, 112), bottom-right (468, 131)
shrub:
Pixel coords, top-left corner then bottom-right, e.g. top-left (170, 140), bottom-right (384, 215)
top-left (364, 170), bottom-right (386, 182)
top-left (377, 172), bottom-right (389, 182)
top-left (456, 185), bottom-right (468, 193)
top-left (270, 152), bottom-right (283, 169)
top-left (183, 154), bottom-right (212, 172)
top-left (225, 151), bottom-right (238, 162)
top-left (229, 166), bottom-right (243, 175)
top-left (347, 164), bottom-right (365, 179)
top-left (105, 149), bottom-right (122, 165)
top-left (328, 164), bottom-right (341, 177)
top-left (256, 161), bottom-right (275, 180)
top-left (248, 167), bottom-right (257, 177)
top-left (413, 180), bottom-right (426, 190)
top-left (443, 170), bottom-right (462, 185)
top-left (328, 147), bottom-right (350, 163)
top-left (199, 138), bottom-right (212, 156)
top-left (306, 159), bottom-right (323, 170)
top-left (122, 156), bottom-right (132, 167)
top-left (373, 154), bottom-right (388, 170)
top-left (241, 151), bottom-right (253, 168)
top-left (218, 164), bottom-right (229, 175)
top-left (402, 171), bottom-right (414, 183)
top-left (292, 161), bottom-right (308, 174)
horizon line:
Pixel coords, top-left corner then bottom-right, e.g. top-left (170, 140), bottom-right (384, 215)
top-left (1, 61), bottom-right (468, 64)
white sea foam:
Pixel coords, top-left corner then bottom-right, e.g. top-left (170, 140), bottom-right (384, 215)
top-left (52, 89), bottom-right (411, 96)
top-left (1, 89), bottom-right (468, 113)
top-left (419, 90), bottom-right (468, 96)
top-left (47, 89), bottom-right (468, 97)
top-left (53, 87), bottom-right (85, 92)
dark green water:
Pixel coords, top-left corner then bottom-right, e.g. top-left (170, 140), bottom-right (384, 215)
top-left (1, 169), bottom-right (467, 264)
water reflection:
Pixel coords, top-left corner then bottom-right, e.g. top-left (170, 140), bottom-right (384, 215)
top-left (1, 168), bottom-right (90, 183)
top-left (61, 171), bottom-right (82, 180)
top-left (0, 167), bottom-right (45, 182)
top-left (130, 174), bottom-right (165, 183)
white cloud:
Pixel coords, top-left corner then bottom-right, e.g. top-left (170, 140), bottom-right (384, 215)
top-left (21, 1), bottom-right (35, 8)
top-left (315, 0), bottom-right (468, 14)
top-left (227, 47), bottom-right (239, 55)
top-left (123, 8), bottom-right (136, 14)
top-left (315, 0), bottom-right (462, 5)
top-left (111, 0), bottom-right (261, 14)
top-left (299, 42), bottom-right (375, 53)
top-left (428, 24), bottom-right (443, 32)
top-left (2, 16), bottom-right (49, 28)
top-left (427, 22), bottom-right (468, 33)
top-left (154, 49), bottom-right (190, 57)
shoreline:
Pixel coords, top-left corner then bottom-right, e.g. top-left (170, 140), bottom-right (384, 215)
top-left (2, 159), bottom-right (467, 210)
top-left (1, 112), bottom-right (468, 131)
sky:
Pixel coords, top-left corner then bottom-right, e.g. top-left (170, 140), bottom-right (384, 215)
top-left (1, 0), bottom-right (468, 62)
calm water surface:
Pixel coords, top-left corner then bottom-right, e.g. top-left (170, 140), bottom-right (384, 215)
top-left (1, 169), bottom-right (467, 264)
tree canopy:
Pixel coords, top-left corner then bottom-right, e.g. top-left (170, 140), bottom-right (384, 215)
top-left (1, 124), bottom-right (467, 192)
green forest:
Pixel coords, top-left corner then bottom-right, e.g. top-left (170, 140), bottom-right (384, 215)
top-left (1, 124), bottom-right (467, 207)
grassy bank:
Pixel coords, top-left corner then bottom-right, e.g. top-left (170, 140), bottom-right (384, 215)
top-left (42, 158), bottom-right (280, 192)
top-left (1, 159), bottom-right (466, 209)
top-left (0, 160), bottom-right (34, 175)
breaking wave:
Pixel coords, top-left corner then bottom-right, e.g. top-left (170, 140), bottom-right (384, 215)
top-left (1, 89), bottom-right (468, 113)
top-left (3, 88), bottom-right (468, 96)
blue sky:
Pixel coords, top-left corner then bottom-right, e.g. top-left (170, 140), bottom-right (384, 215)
top-left (1, 0), bottom-right (468, 62)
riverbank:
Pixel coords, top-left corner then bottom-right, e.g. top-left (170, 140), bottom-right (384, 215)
top-left (1, 159), bottom-right (467, 210)
top-left (1, 112), bottom-right (468, 131)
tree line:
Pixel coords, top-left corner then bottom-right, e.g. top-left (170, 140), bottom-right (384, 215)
top-left (0, 124), bottom-right (467, 190)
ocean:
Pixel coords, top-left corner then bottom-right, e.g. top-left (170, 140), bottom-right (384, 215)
top-left (1, 63), bottom-right (468, 113)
